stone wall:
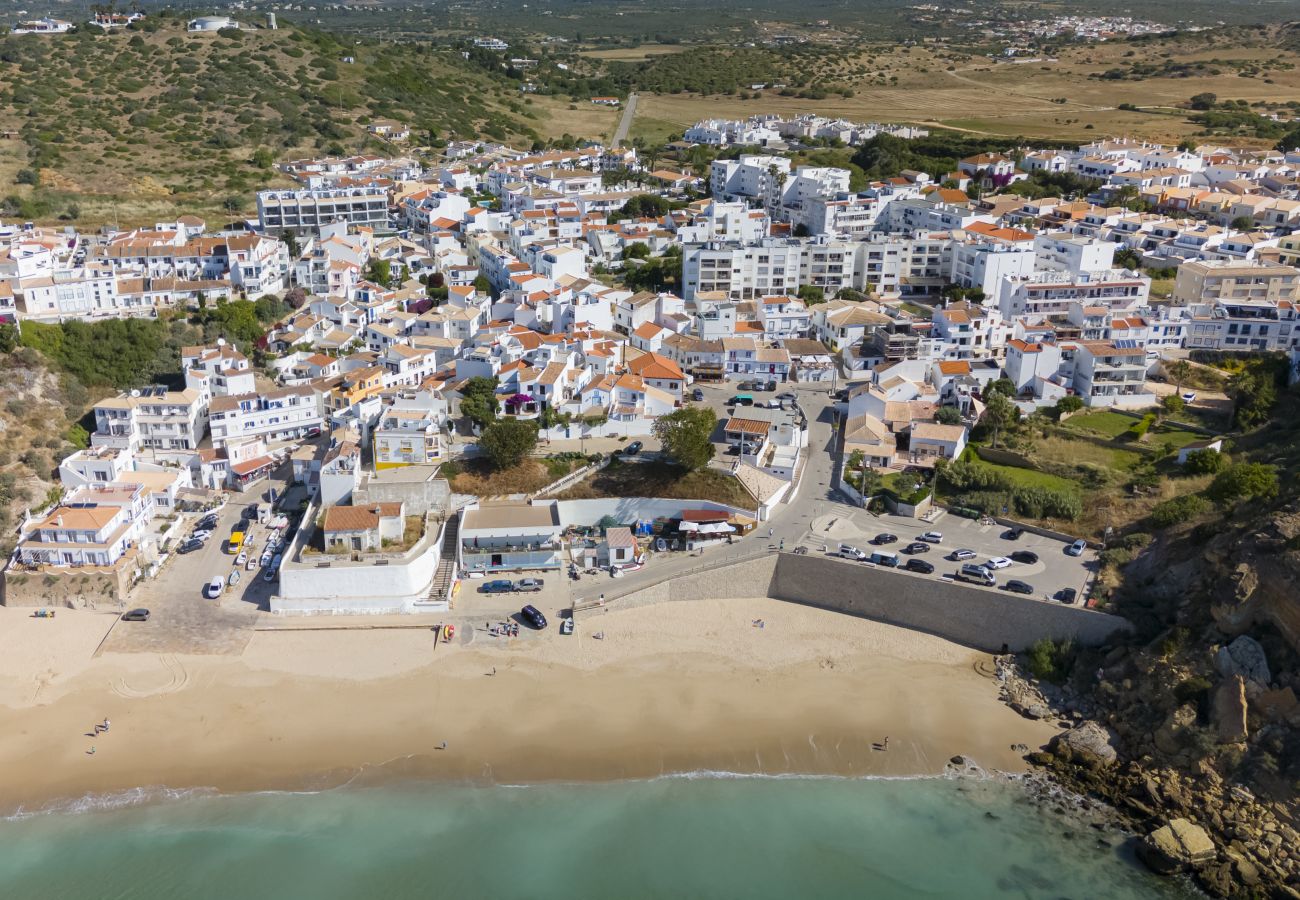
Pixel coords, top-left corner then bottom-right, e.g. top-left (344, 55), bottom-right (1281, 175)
top-left (1, 565), bottom-right (133, 609)
top-left (608, 553), bottom-right (1130, 652)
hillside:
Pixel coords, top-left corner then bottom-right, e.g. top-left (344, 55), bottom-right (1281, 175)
top-left (0, 13), bottom-right (536, 226)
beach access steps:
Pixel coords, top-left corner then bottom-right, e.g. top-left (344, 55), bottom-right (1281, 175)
top-left (427, 515), bottom-right (460, 605)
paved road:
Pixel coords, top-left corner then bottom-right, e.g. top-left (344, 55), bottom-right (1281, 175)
top-left (612, 92), bottom-right (638, 146)
top-left (102, 471), bottom-right (293, 656)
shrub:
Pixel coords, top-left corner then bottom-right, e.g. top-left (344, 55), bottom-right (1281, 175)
top-left (1148, 494), bottom-right (1212, 528)
top-left (1126, 412), bottom-right (1157, 440)
top-left (1027, 638), bottom-right (1076, 683)
top-left (1182, 448), bottom-right (1227, 475)
top-left (1208, 462), bottom-right (1279, 508)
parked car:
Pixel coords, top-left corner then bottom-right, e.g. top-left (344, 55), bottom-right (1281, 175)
top-left (904, 558), bottom-right (935, 574)
top-left (177, 539), bottom-right (204, 555)
top-left (903, 542), bottom-right (929, 555)
top-left (190, 530), bottom-right (212, 543)
top-left (520, 604), bottom-right (548, 629)
top-left (739, 380), bottom-right (762, 391)
top-left (956, 564), bottom-right (996, 586)
top-left (871, 533), bottom-right (898, 545)
top-left (1066, 539), bottom-right (1087, 557)
top-left (985, 557), bottom-right (1012, 570)
top-left (204, 577), bottom-right (225, 599)
top-left (517, 578), bottom-right (544, 592)
top-left (1010, 550), bottom-right (1038, 565)
top-left (1056, 588), bottom-right (1078, 605)
top-left (1002, 527), bottom-right (1024, 541)
top-left (950, 548), bottom-right (977, 561)
top-left (838, 544), bottom-right (868, 561)
top-left (776, 392), bottom-right (796, 403)
top-left (1181, 392), bottom-right (1197, 403)
top-left (120, 608), bottom-right (150, 622)
top-left (623, 441), bottom-right (643, 455)
top-left (479, 579), bottom-right (515, 594)
top-left (1003, 580), bottom-right (1035, 595)
top-left (691, 388), bottom-right (705, 402)
top-left (919, 531), bottom-right (943, 543)
top-left (764, 380), bottom-right (778, 392)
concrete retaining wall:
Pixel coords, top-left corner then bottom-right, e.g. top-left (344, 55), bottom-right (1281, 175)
top-left (608, 553), bottom-right (1130, 652)
top-left (768, 554), bottom-right (1129, 652)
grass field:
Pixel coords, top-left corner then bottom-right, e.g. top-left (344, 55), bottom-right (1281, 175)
top-left (1032, 435), bottom-right (1145, 472)
top-left (529, 95), bottom-right (622, 142)
top-left (579, 44), bottom-right (691, 61)
top-left (620, 35), bottom-right (1300, 145)
top-left (971, 456), bottom-right (1083, 494)
top-left (1062, 410), bottom-right (1144, 439)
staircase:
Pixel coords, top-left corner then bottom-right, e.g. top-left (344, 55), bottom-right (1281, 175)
top-left (427, 515), bottom-right (460, 606)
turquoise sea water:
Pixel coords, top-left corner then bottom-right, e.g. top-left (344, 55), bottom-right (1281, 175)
top-left (0, 776), bottom-right (1197, 900)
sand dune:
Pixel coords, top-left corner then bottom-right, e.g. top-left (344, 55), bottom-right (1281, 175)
top-left (0, 599), bottom-right (1059, 813)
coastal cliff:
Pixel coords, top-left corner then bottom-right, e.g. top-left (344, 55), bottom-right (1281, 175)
top-left (1011, 501), bottom-right (1300, 898)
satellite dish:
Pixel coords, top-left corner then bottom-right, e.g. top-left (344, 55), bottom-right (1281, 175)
top-left (216, 337), bottom-right (227, 346)
top-left (130, 389), bottom-right (141, 397)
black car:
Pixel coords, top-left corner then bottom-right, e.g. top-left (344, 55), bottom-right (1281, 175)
top-left (765, 380), bottom-right (778, 392)
top-left (520, 604), bottom-right (548, 629)
top-left (872, 533), bottom-right (898, 545)
top-left (904, 558), bottom-right (935, 574)
top-left (196, 516), bottom-right (219, 531)
top-left (1009, 550), bottom-right (1039, 564)
top-left (874, 554), bottom-right (899, 568)
top-left (902, 542), bottom-right (929, 555)
top-left (177, 538), bottom-right (204, 554)
top-left (1003, 580), bottom-right (1035, 595)
top-left (691, 388), bottom-right (705, 402)
top-left (1002, 527), bottom-right (1024, 541)
top-left (623, 441), bottom-right (643, 455)
top-left (121, 608), bottom-right (150, 622)
top-left (1055, 588), bottom-right (1078, 605)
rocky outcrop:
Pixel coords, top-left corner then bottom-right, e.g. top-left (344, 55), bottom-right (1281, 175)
top-left (1139, 818), bottom-right (1217, 874)
top-left (1050, 721), bottom-right (1118, 766)
top-left (1206, 504), bottom-right (1300, 653)
top-left (1215, 635), bottom-right (1271, 687)
top-left (1153, 703), bottom-right (1198, 757)
top-left (1213, 676), bottom-right (1248, 744)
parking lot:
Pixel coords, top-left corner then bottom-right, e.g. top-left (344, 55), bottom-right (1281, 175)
top-left (102, 468), bottom-right (296, 655)
top-left (801, 506), bottom-right (1094, 605)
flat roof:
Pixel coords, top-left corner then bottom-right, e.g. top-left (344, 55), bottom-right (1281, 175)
top-left (462, 502), bottom-right (560, 531)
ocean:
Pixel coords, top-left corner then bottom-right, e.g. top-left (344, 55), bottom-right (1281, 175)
top-left (0, 775), bottom-right (1197, 899)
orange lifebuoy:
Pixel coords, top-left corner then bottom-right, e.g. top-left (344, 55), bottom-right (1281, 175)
top-left (444, 624), bottom-right (455, 641)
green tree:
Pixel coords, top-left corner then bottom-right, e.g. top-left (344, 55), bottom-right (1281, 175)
top-left (1207, 462), bottom-right (1278, 508)
top-left (479, 419), bottom-right (538, 470)
top-left (1167, 359), bottom-right (1192, 392)
top-left (1160, 394), bottom-right (1184, 416)
top-left (473, 274), bottom-right (492, 295)
top-left (981, 390), bottom-right (1016, 449)
top-left (0, 323), bottom-right (17, 354)
top-left (621, 242), bottom-right (651, 261)
top-left (365, 258), bottom-right (392, 286)
top-left (1189, 92), bottom-right (1218, 111)
top-left (653, 406), bottom-right (716, 471)
top-left (1228, 369), bottom-right (1276, 428)
top-left (934, 405), bottom-right (962, 425)
top-left (1229, 215), bottom-right (1256, 231)
top-left (796, 284), bottom-right (825, 305)
top-left (1054, 395), bottom-right (1084, 417)
top-left (460, 376), bottom-right (499, 429)
top-left (986, 377), bottom-right (1016, 398)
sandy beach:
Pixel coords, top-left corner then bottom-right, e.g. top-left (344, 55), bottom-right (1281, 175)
top-left (0, 597), bottom-right (1060, 814)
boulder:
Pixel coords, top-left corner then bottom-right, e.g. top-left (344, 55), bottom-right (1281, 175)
top-left (1051, 721), bottom-right (1118, 766)
top-left (1214, 675), bottom-right (1249, 743)
top-left (1154, 703), bottom-right (1198, 756)
top-left (1139, 818), bottom-right (1217, 874)
top-left (1215, 635), bottom-right (1271, 686)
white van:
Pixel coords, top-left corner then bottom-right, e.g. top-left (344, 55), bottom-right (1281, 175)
top-left (956, 563), bottom-right (996, 586)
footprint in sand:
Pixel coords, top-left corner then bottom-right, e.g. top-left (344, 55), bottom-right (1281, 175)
top-left (112, 654), bottom-right (190, 698)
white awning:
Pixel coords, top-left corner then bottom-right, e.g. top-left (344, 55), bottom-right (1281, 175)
top-left (697, 522), bottom-right (734, 534)
top-left (678, 521), bottom-right (699, 532)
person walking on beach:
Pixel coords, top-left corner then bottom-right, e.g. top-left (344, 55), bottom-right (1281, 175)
top-left (103, 718), bottom-right (110, 733)
top-left (883, 736), bottom-right (890, 750)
